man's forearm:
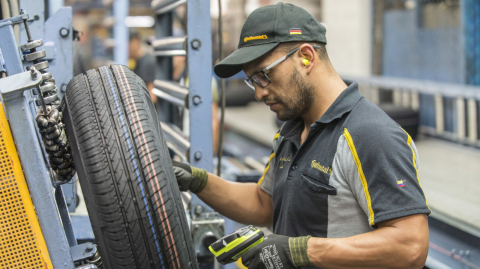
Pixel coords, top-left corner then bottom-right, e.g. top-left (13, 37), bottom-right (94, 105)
top-left (196, 172), bottom-right (273, 226)
top-left (307, 215), bottom-right (429, 269)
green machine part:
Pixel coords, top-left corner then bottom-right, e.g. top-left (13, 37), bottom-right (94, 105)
top-left (209, 226), bottom-right (265, 265)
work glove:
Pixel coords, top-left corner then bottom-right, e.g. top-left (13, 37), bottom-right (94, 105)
top-left (171, 160), bottom-right (208, 193)
top-left (242, 234), bottom-right (313, 269)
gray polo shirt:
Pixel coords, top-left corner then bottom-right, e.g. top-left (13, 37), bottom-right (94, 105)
top-left (259, 81), bottom-right (430, 239)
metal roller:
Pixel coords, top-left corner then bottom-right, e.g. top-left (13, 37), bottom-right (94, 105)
top-left (20, 10), bottom-right (75, 181)
top-left (39, 82), bottom-right (56, 93)
top-left (57, 160), bottom-right (72, 170)
top-left (44, 129), bottom-right (61, 140)
top-left (28, 61), bottom-right (49, 71)
top-left (43, 94), bottom-right (59, 104)
top-left (24, 50), bottom-right (46, 62)
top-left (20, 39), bottom-right (42, 51)
top-left (45, 143), bottom-right (62, 152)
top-left (49, 157), bottom-right (65, 164)
top-left (41, 72), bottom-right (52, 81)
top-left (57, 167), bottom-right (73, 176)
top-left (44, 139), bottom-right (56, 146)
top-left (36, 95), bottom-right (60, 106)
top-left (44, 78), bottom-right (56, 85)
top-left (51, 148), bottom-right (68, 158)
top-left (86, 251), bottom-right (103, 269)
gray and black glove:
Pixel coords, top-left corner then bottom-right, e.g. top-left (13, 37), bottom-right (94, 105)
top-left (171, 160), bottom-right (208, 193)
top-left (242, 234), bottom-right (313, 269)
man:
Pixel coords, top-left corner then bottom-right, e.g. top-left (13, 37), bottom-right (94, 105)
top-left (128, 31), bottom-right (157, 104)
top-left (172, 3), bottom-right (430, 269)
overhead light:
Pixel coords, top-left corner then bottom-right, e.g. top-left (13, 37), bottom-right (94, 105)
top-left (405, 0), bottom-right (416, 9)
top-left (124, 16), bottom-right (155, 28)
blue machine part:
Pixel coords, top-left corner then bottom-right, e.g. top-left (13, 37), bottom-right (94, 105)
top-left (382, 10), bottom-right (463, 84)
top-left (187, 0), bottom-right (213, 172)
top-left (0, 22), bottom-right (23, 75)
top-left (0, 47), bottom-right (5, 73)
top-left (44, 6), bottom-right (73, 101)
top-left (70, 215), bottom-right (95, 242)
top-left (464, 0), bottom-right (480, 85)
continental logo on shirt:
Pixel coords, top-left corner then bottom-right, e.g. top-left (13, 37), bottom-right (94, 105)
top-left (279, 156), bottom-right (290, 169)
top-left (311, 160), bottom-right (332, 175)
top-left (244, 34), bottom-right (268, 43)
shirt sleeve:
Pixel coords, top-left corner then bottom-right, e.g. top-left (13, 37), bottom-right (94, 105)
top-left (340, 124), bottom-right (430, 227)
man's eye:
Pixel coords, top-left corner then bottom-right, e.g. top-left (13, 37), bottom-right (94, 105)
top-left (257, 72), bottom-right (266, 78)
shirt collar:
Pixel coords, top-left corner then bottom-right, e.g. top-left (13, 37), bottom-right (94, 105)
top-left (280, 80), bottom-right (363, 138)
top-left (316, 80), bottom-right (363, 124)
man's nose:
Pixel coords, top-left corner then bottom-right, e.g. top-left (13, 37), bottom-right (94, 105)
top-left (254, 86), bottom-right (269, 101)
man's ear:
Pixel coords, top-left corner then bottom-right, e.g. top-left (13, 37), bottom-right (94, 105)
top-left (299, 44), bottom-right (315, 73)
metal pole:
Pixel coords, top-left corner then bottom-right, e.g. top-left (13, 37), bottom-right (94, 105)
top-left (155, 11), bottom-right (174, 122)
top-left (187, 0), bottom-right (213, 171)
top-left (217, 0), bottom-right (225, 176)
top-left (48, 0), bottom-right (64, 19)
top-left (113, 0), bottom-right (129, 65)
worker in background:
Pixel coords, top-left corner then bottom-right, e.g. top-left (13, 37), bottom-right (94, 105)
top-left (172, 3), bottom-right (430, 269)
top-left (128, 31), bottom-right (157, 104)
top-left (72, 13), bottom-right (91, 76)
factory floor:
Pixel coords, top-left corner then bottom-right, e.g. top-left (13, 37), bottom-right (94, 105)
top-left (225, 101), bottom-right (480, 237)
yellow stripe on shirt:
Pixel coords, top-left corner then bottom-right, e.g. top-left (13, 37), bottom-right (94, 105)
top-left (258, 152), bottom-right (275, 186)
top-left (344, 128), bottom-right (375, 226)
top-left (401, 128), bottom-right (431, 212)
top-left (258, 131), bottom-right (281, 186)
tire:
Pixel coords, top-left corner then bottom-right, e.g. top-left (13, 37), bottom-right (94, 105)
top-left (62, 65), bottom-right (198, 269)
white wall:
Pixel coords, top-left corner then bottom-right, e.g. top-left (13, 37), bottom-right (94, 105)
top-left (245, 0), bottom-right (322, 21)
top-left (322, 0), bottom-right (372, 76)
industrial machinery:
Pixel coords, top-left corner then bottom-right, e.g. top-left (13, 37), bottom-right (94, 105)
top-left (0, 0), bottom-right (223, 268)
top-left (0, 2), bottom-right (104, 268)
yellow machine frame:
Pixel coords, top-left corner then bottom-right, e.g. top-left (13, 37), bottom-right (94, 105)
top-left (0, 103), bottom-right (53, 268)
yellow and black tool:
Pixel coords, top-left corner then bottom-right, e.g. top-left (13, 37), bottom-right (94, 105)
top-left (209, 225), bottom-right (264, 265)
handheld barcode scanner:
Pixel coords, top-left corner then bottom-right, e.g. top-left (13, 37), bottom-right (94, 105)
top-left (208, 226), bottom-right (264, 265)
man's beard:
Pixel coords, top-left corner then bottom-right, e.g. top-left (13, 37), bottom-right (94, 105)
top-left (274, 68), bottom-right (314, 121)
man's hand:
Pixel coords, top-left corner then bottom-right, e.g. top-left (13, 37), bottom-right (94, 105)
top-left (171, 160), bottom-right (208, 193)
top-left (242, 234), bottom-right (313, 269)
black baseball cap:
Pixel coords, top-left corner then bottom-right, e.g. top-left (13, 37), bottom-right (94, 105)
top-left (214, 2), bottom-right (327, 78)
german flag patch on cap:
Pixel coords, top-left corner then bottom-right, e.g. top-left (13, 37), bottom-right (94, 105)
top-left (290, 28), bottom-right (302, 35)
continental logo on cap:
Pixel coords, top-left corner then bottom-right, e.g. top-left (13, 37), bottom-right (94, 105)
top-left (244, 34), bottom-right (268, 43)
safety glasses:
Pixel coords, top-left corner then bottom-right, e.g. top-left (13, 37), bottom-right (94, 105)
top-left (244, 45), bottom-right (321, 91)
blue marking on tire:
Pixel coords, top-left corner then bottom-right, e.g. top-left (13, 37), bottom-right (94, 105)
top-left (103, 67), bottom-right (165, 268)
